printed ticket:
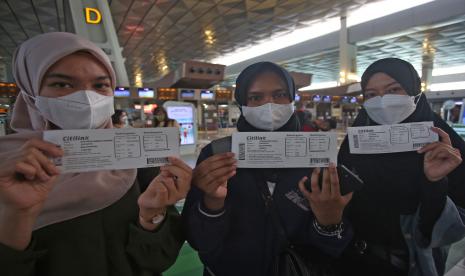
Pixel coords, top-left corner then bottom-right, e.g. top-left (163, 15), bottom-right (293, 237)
top-left (43, 127), bottom-right (180, 173)
top-left (348, 121), bottom-right (438, 154)
top-left (231, 132), bottom-right (338, 168)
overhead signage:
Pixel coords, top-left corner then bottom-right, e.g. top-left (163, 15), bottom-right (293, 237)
top-left (85, 7), bottom-right (102, 24)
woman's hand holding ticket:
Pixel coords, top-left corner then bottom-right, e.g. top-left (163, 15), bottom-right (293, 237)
top-left (192, 153), bottom-right (237, 211)
top-left (138, 157), bottom-right (192, 230)
top-left (418, 127), bottom-right (462, 182)
top-left (298, 164), bottom-right (352, 226)
top-left (0, 138), bottom-right (63, 250)
top-left (0, 139), bottom-right (63, 213)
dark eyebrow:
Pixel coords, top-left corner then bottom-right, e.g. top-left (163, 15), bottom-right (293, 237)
top-left (248, 89), bottom-right (287, 94)
top-left (43, 74), bottom-right (110, 81)
top-left (365, 81), bottom-right (400, 92)
top-left (248, 91), bottom-right (264, 95)
top-left (95, 76), bottom-right (110, 81)
top-left (44, 73), bottom-right (73, 80)
top-left (384, 81), bottom-right (401, 88)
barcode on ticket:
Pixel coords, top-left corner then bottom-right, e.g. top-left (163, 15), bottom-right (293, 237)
top-left (353, 135), bottom-right (359, 148)
top-left (310, 158), bottom-right (330, 164)
top-left (413, 142), bottom-right (428, 148)
top-left (238, 143), bottom-right (245, 160)
top-left (146, 157), bottom-right (168, 164)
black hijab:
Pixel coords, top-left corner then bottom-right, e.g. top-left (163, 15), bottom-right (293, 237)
top-left (234, 61), bottom-right (300, 132)
top-left (338, 58), bottom-right (465, 244)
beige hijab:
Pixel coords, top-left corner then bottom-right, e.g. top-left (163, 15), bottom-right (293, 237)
top-left (0, 32), bottom-right (137, 230)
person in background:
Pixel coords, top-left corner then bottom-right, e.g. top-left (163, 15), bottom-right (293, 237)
top-left (153, 106), bottom-right (179, 128)
top-left (449, 105), bottom-right (461, 124)
top-left (305, 118), bottom-right (333, 132)
top-left (337, 58), bottom-right (465, 276)
top-left (295, 101), bottom-right (306, 128)
top-left (0, 32), bottom-right (191, 276)
top-left (112, 109), bottom-right (130, 128)
top-left (183, 61), bottom-right (353, 275)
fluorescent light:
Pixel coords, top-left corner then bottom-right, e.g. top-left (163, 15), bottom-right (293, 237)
top-left (430, 81), bottom-right (465, 91)
top-left (347, 83), bottom-right (362, 93)
top-left (347, 0), bottom-right (435, 27)
top-left (432, 65), bottom-right (465, 76)
top-left (299, 81), bottom-right (338, 91)
top-left (211, 0), bottom-right (435, 66)
top-left (211, 18), bottom-right (340, 66)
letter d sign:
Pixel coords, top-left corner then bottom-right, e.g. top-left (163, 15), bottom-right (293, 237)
top-left (85, 7), bottom-right (102, 24)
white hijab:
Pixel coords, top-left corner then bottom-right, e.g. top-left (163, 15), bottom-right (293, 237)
top-left (1, 32), bottom-right (137, 230)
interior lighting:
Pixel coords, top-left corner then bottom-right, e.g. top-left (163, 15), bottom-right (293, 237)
top-left (135, 73), bottom-right (143, 88)
top-left (204, 29), bottom-right (215, 45)
top-left (430, 81), bottom-right (465, 91)
top-left (212, 18), bottom-right (340, 65)
top-left (347, 0), bottom-right (435, 27)
top-left (211, 0), bottom-right (435, 66)
top-left (347, 73), bottom-right (360, 82)
top-left (421, 81), bottom-right (427, 92)
top-left (432, 65), bottom-right (465, 76)
top-left (299, 81), bottom-right (338, 91)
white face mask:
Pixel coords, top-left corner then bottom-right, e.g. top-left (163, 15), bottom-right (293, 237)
top-left (121, 116), bottom-right (129, 127)
top-left (242, 102), bottom-right (295, 131)
top-left (363, 94), bottom-right (419, 125)
top-left (34, 90), bottom-right (114, 129)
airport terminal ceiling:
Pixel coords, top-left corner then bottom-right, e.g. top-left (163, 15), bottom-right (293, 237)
top-left (0, 0), bottom-right (465, 86)
top-left (280, 15), bottom-right (465, 83)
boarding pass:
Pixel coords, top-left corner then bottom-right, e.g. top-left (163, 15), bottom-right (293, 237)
top-left (231, 132), bottom-right (338, 168)
top-left (43, 127), bottom-right (180, 173)
top-left (348, 121), bottom-right (438, 154)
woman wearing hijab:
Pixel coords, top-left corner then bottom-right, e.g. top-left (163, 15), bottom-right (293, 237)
top-left (337, 58), bottom-right (465, 275)
top-left (153, 106), bottom-right (179, 128)
top-left (183, 62), bottom-right (353, 275)
top-left (0, 32), bottom-right (191, 276)
top-left (112, 109), bottom-right (130, 128)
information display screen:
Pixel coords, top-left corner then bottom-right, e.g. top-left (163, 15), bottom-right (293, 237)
top-left (138, 88), bottom-right (154, 98)
top-left (166, 106), bottom-right (195, 145)
top-left (200, 90), bottom-right (214, 100)
top-left (180, 89), bottom-right (195, 99)
top-left (114, 87), bottom-right (130, 97)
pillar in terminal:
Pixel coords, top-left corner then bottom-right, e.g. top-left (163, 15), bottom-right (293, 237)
top-left (338, 15), bottom-right (358, 85)
top-left (421, 37), bottom-right (435, 92)
top-left (0, 62), bottom-right (7, 82)
top-left (67, 0), bottom-right (129, 86)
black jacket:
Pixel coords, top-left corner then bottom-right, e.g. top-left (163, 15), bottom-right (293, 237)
top-left (182, 143), bottom-right (353, 276)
